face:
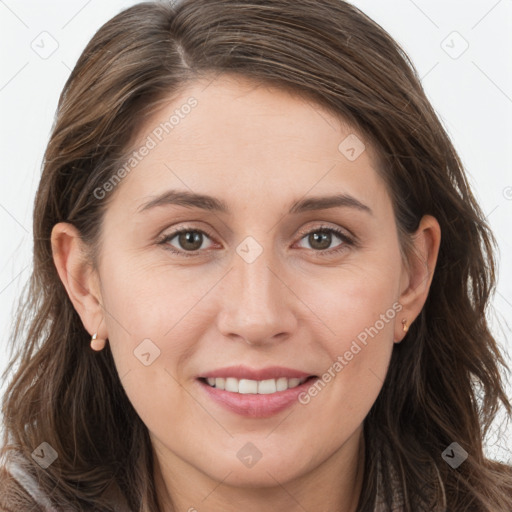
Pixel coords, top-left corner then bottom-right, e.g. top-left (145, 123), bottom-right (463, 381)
top-left (83, 75), bottom-right (413, 489)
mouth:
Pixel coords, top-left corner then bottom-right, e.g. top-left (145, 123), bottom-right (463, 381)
top-left (196, 366), bottom-right (319, 418)
top-left (198, 375), bottom-right (317, 394)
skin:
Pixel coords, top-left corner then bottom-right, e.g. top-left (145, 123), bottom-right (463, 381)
top-left (52, 74), bottom-right (441, 512)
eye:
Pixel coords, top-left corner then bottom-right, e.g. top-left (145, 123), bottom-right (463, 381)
top-left (295, 225), bottom-right (354, 255)
top-left (157, 227), bottom-right (216, 257)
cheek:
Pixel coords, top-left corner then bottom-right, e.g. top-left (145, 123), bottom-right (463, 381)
top-left (324, 278), bottom-right (400, 363)
top-left (97, 251), bottom-right (220, 422)
top-left (99, 277), bottom-right (192, 437)
top-left (96, 256), bottom-right (176, 392)
top-left (302, 254), bottom-right (401, 354)
top-left (99, 250), bottom-right (202, 351)
top-left (296, 255), bottom-right (401, 412)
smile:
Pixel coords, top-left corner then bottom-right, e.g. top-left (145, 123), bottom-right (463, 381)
top-left (202, 376), bottom-right (311, 394)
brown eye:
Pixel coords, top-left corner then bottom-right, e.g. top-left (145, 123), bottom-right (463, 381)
top-left (307, 231), bottom-right (333, 250)
top-left (159, 228), bottom-right (215, 256)
top-left (177, 230), bottom-right (204, 251)
top-left (296, 227), bottom-right (353, 254)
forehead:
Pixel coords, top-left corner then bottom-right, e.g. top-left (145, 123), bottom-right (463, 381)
top-left (108, 74), bottom-right (389, 217)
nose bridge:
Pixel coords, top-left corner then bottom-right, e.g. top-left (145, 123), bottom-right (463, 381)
top-left (217, 235), bottom-right (296, 344)
top-left (237, 243), bottom-right (278, 310)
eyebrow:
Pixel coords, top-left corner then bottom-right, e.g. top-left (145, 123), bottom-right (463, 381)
top-left (137, 189), bottom-right (373, 216)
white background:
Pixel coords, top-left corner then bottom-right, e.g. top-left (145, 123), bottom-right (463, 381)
top-left (1, 0), bottom-right (511, 459)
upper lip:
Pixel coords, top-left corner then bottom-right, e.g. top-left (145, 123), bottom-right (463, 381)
top-left (199, 365), bottom-right (315, 381)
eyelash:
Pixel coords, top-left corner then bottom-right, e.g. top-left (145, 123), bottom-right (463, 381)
top-left (156, 224), bottom-right (355, 258)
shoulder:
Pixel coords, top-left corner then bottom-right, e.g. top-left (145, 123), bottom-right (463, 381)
top-left (0, 451), bottom-right (53, 512)
top-left (0, 450), bottom-right (132, 512)
top-left (0, 463), bottom-right (44, 511)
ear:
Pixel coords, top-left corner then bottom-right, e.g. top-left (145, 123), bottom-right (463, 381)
top-left (395, 214), bottom-right (441, 343)
top-left (51, 222), bottom-right (107, 340)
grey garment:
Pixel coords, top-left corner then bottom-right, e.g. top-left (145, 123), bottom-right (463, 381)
top-left (5, 457), bottom-right (56, 512)
top-left (2, 451), bottom-right (57, 511)
top-left (1, 451), bottom-right (130, 512)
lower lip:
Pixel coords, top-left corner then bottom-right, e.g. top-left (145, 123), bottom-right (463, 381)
top-left (197, 377), bottom-right (318, 418)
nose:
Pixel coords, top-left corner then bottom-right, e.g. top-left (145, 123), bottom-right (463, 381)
top-left (216, 245), bottom-right (298, 347)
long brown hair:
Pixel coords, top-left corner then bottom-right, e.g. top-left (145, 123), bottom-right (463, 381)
top-left (1, 1), bottom-right (511, 510)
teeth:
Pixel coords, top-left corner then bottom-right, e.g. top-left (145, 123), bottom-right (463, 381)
top-left (239, 379), bottom-right (258, 394)
top-left (276, 377), bottom-right (288, 391)
top-left (225, 377), bottom-right (238, 393)
top-left (258, 379), bottom-right (276, 394)
top-left (205, 376), bottom-right (308, 394)
top-left (288, 378), bottom-right (300, 388)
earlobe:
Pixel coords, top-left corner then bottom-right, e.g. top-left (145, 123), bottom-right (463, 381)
top-left (51, 222), bottom-right (107, 340)
top-left (393, 317), bottom-right (409, 344)
top-left (394, 215), bottom-right (441, 343)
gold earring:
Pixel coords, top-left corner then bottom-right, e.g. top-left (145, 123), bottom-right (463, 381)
top-left (401, 319), bottom-right (409, 333)
top-left (90, 332), bottom-right (106, 351)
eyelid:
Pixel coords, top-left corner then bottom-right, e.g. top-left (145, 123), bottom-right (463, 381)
top-left (294, 223), bottom-right (353, 242)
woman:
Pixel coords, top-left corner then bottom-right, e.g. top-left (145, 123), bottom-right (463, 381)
top-left (1, 0), bottom-right (511, 510)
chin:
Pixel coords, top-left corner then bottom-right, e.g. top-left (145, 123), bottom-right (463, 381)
top-left (201, 451), bottom-right (309, 488)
